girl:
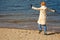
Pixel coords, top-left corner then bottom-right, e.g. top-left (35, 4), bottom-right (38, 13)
top-left (32, 2), bottom-right (55, 35)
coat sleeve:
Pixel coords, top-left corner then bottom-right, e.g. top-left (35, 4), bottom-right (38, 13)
top-left (47, 8), bottom-right (55, 12)
top-left (32, 6), bottom-right (40, 10)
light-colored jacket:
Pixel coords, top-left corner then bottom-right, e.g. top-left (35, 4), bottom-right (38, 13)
top-left (32, 6), bottom-right (55, 25)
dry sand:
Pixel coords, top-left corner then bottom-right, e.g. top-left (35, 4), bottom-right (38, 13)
top-left (0, 27), bottom-right (60, 40)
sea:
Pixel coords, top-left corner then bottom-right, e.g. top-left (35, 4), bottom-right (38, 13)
top-left (0, 0), bottom-right (60, 13)
top-left (0, 0), bottom-right (60, 30)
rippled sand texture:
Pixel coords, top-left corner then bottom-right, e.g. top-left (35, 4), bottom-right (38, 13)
top-left (0, 28), bottom-right (60, 40)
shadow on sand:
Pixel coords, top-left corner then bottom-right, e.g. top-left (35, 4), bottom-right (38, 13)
top-left (46, 32), bottom-right (60, 35)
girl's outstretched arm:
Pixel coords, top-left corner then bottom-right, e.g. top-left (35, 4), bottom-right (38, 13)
top-left (47, 8), bottom-right (56, 12)
top-left (32, 6), bottom-right (40, 10)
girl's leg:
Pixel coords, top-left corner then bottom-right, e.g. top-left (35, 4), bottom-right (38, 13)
top-left (38, 24), bottom-right (42, 31)
top-left (43, 25), bottom-right (47, 34)
top-left (38, 24), bottom-right (42, 33)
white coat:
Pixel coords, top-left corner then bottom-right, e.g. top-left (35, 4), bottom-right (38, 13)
top-left (32, 6), bottom-right (55, 25)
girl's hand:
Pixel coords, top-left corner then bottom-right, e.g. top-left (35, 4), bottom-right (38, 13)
top-left (52, 10), bottom-right (55, 12)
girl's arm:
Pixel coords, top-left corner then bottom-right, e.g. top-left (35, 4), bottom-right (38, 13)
top-left (32, 6), bottom-right (40, 10)
top-left (47, 8), bottom-right (55, 12)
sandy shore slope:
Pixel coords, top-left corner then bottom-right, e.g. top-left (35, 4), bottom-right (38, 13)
top-left (0, 26), bottom-right (60, 40)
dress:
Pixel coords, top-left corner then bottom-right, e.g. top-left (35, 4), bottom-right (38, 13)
top-left (32, 6), bottom-right (55, 25)
top-left (37, 6), bottom-right (47, 25)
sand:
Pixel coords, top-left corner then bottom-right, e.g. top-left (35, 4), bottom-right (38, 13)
top-left (0, 26), bottom-right (60, 40)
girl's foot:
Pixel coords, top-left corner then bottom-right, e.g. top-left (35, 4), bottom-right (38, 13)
top-left (44, 33), bottom-right (47, 35)
top-left (39, 30), bottom-right (42, 34)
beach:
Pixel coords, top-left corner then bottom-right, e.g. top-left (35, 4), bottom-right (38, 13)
top-left (0, 0), bottom-right (60, 40)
